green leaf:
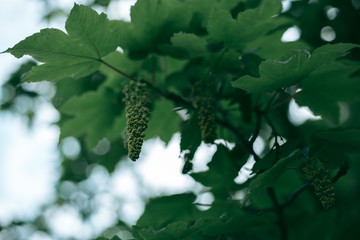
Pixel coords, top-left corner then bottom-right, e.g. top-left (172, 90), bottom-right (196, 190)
top-left (297, 61), bottom-right (360, 122)
top-left (244, 29), bottom-right (310, 60)
top-left (232, 43), bottom-right (359, 93)
top-left (308, 43), bottom-right (360, 66)
top-left (144, 99), bottom-right (181, 144)
top-left (191, 145), bottom-right (240, 198)
top-left (252, 141), bottom-right (301, 173)
top-left (207, 9), bottom-right (237, 48)
top-left (166, 33), bottom-right (208, 59)
top-left (52, 72), bottom-right (106, 108)
top-left (133, 221), bottom-right (190, 240)
top-left (95, 236), bottom-right (122, 240)
top-left (136, 193), bottom-right (199, 229)
top-left (99, 52), bottom-right (142, 93)
top-left (207, 0), bottom-right (284, 50)
top-left (110, 236), bottom-right (122, 240)
top-left (232, 51), bottom-right (309, 93)
top-left (5, 4), bottom-right (118, 82)
top-left (249, 149), bottom-right (301, 206)
top-left (314, 128), bottom-right (360, 151)
top-left (180, 114), bottom-right (202, 160)
top-left (114, 0), bottom-right (192, 59)
top-left (60, 88), bottom-right (124, 149)
top-left (188, 0), bottom-right (241, 30)
top-left (190, 212), bottom-right (277, 238)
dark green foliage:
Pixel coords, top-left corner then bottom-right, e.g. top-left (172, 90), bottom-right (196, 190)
top-left (191, 145), bottom-right (243, 198)
top-left (2, 0), bottom-right (360, 239)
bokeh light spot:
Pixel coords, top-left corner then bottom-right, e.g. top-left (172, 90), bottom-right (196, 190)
top-left (281, 26), bottom-right (301, 42)
top-left (61, 137), bottom-right (81, 160)
top-left (320, 26), bottom-right (336, 42)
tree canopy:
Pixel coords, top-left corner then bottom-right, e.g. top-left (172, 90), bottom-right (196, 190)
top-left (1, 0), bottom-right (360, 239)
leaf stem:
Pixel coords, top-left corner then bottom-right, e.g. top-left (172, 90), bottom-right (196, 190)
top-left (215, 117), bottom-right (260, 161)
top-left (271, 91), bottom-right (301, 110)
top-left (99, 59), bottom-right (136, 81)
top-left (100, 58), bottom-right (193, 108)
top-left (211, 47), bottom-right (229, 73)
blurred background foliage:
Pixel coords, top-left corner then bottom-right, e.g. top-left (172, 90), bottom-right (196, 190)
top-left (1, 0), bottom-right (360, 239)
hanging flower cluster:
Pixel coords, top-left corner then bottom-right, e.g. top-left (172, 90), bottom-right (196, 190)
top-left (302, 158), bottom-right (336, 209)
top-left (123, 80), bottom-right (151, 161)
top-left (191, 79), bottom-right (216, 144)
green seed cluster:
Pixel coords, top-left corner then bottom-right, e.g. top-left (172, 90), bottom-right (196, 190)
top-left (302, 158), bottom-right (336, 209)
top-left (192, 80), bottom-right (216, 144)
top-left (123, 80), bottom-right (150, 161)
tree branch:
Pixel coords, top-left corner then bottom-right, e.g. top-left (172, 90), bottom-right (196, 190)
top-left (211, 48), bottom-right (229, 73)
top-left (280, 182), bottom-right (310, 208)
top-left (101, 58), bottom-right (263, 161)
top-left (215, 117), bottom-right (260, 161)
top-left (263, 113), bottom-right (284, 163)
top-left (245, 163), bottom-right (349, 216)
top-left (331, 161), bottom-right (349, 183)
top-left (270, 91), bottom-right (301, 110)
top-left (249, 107), bottom-right (262, 147)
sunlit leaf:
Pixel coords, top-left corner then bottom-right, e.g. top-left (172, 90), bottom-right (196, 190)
top-left (5, 4), bottom-right (118, 82)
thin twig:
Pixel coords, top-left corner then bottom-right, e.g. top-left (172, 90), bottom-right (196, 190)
top-left (249, 107), bottom-right (262, 146)
top-left (263, 113), bottom-right (283, 163)
top-left (145, 81), bottom-right (192, 108)
top-left (193, 202), bottom-right (212, 207)
top-left (270, 91), bottom-right (301, 110)
top-left (267, 187), bottom-right (288, 240)
top-left (280, 182), bottom-right (310, 208)
top-left (249, 162), bottom-right (348, 214)
top-left (331, 161), bottom-right (349, 183)
top-left (215, 117), bottom-right (260, 161)
top-left (264, 91), bottom-right (279, 112)
top-left (101, 59), bottom-right (193, 108)
top-left (211, 48), bottom-right (229, 73)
